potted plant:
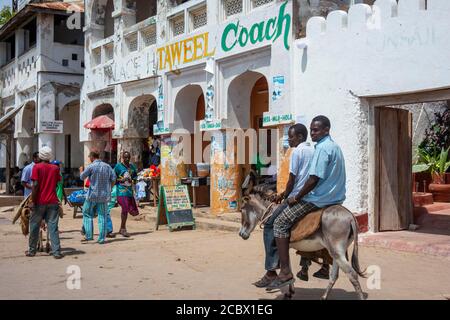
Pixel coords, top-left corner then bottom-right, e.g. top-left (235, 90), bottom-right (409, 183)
top-left (413, 147), bottom-right (450, 202)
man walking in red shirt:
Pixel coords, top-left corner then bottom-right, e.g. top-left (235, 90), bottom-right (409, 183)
top-left (26, 146), bottom-right (63, 259)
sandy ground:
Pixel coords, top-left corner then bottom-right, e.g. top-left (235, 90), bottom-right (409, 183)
top-left (0, 205), bottom-right (449, 300)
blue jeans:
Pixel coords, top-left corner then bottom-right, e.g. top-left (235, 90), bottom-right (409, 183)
top-left (29, 204), bottom-right (61, 255)
top-left (264, 202), bottom-right (311, 271)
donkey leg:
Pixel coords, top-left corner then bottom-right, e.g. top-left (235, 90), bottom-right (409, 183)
top-left (321, 263), bottom-right (339, 300)
top-left (334, 256), bottom-right (365, 300)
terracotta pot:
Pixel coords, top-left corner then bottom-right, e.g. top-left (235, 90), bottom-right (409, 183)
top-left (431, 173), bottom-right (446, 184)
top-left (428, 183), bottom-right (450, 202)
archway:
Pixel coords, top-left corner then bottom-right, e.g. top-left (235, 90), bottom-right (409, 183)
top-left (56, 100), bottom-right (83, 175)
top-left (91, 0), bottom-right (115, 40)
top-left (164, 85), bottom-right (209, 206)
top-left (227, 71), bottom-right (270, 175)
top-left (126, 95), bottom-right (158, 169)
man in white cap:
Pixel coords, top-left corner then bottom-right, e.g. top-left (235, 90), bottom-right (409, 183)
top-left (26, 146), bottom-right (63, 259)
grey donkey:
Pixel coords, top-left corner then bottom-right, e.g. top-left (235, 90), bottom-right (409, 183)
top-left (239, 192), bottom-right (366, 300)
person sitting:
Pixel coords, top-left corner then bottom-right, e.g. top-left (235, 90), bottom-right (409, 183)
top-left (267, 116), bottom-right (346, 290)
top-left (253, 124), bottom-right (328, 288)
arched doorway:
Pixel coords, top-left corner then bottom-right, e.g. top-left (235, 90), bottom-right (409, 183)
top-left (126, 95), bottom-right (158, 169)
top-left (227, 71), bottom-right (270, 176)
top-left (91, 0), bottom-right (115, 40)
top-left (170, 84), bottom-right (210, 206)
top-left (89, 103), bottom-right (116, 165)
top-left (209, 71), bottom-right (270, 214)
top-left (56, 100), bottom-right (83, 173)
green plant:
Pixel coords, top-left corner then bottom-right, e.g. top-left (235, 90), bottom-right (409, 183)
top-left (0, 6), bottom-right (14, 26)
top-left (413, 147), bottom-right (450, 178)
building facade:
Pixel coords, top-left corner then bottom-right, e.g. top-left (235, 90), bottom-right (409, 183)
top-left (83, 0), bottom-right (304, 214)
top-left (83, 0), bottom-right (450, 232)
top-left (0, 1), bottom-right (85, 188)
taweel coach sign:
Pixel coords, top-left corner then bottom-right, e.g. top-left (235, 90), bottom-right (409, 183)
top-left (220, 1), bottom-right (292, 53)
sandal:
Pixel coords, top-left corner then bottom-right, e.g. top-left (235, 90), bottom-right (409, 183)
top-left (25, 251), bottom-right (36, 257)
top-left (253, 275), bottom-right (276, 288)
top-left (313, 268), bottom-right (330, 280)
top-left (297, 268), bottom-right (309, 282)
top-left (119, 229), bottom-right (130, 238)
top-left (266, 277), bottom-right (295, 291)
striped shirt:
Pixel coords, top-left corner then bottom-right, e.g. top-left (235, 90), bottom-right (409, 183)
top-left (81, 160), bottom-right (116, 203)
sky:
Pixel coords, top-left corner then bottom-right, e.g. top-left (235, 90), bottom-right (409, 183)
top-left (0, 0), bottom-right (12, 10)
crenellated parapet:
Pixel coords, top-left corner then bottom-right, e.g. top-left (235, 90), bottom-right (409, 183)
top-left (305, 0), bottom-right (450, 40)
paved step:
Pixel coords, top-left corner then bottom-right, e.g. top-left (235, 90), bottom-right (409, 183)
top-left (359, 231), bottom-right (450, 258)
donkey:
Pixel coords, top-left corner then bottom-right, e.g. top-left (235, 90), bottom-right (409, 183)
top-left (239, 190), bottom-right (366, 300)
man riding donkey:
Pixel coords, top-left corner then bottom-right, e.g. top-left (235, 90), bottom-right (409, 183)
top-left (267, 115), bottom-right (346, 290)
top-left (253, 123), bottom-right (330, 288)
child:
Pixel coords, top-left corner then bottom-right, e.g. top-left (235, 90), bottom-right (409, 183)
top-left (135, 178), bottom-right (147, 207)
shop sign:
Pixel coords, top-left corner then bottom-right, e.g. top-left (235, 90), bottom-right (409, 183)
top-left (221, 1), bottom-right (291, 53)
top-left (40, 121), bottom-right (64, 134)
top-left (153, 124), bottom-right (170, 136)
top-left (200, 119), bottom-right (222, 131)
top-left (157, 32), bottom-right (216, 71)
top-left (263, 113), bottom-right (294, 126)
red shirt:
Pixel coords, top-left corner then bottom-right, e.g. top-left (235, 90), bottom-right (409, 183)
top-left (31, 162), bottom-right (61, 205)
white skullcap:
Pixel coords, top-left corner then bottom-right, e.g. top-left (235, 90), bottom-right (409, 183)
top-left (39, 146), bottom-right (53, 162)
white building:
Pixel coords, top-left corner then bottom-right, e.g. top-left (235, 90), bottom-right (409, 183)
top-left (0, 1), bottom-right (85, 189)
top-left (83, 0), bottom-right (450, 232)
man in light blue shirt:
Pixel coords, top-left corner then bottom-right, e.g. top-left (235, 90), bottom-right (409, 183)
top-left (21, 152), bottom-right (41, 198)
top-left (268, 115), bottom-right (346, 290)
top-left (254, 123), bottom-right (318, 288)
top-left (80, 151), bottom-right (116, 244)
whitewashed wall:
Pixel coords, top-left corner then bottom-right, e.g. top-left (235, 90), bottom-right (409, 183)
top-left (293, 0), bottom-right (450, 213)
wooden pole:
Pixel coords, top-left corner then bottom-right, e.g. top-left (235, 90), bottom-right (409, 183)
top-left (5, 133), bottom-right (11, 195)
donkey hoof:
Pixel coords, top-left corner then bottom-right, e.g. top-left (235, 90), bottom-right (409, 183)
top-left (320, 295), bottom-right (328, 301)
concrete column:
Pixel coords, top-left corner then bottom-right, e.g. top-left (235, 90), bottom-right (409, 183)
top-left (38, 133), bottom-right (56, 154)
top-left (160, 134), bottom-right (187, 187)
top-left (15, 29), bottom-right (25, 57)
top-left (210, 130), bottom-right (242, 215)
top-left (277, 125), bottom-right (293, 194)
top-left (16, 137), bottom-right (33, 167)
top-left (0, 42), bottom-right (7, 66)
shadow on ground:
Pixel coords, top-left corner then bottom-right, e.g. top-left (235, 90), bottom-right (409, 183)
top-left (263, 287), bottom-right (369, 300)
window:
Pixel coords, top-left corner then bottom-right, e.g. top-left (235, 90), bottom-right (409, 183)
top-left (190, 5), bottom-right (207, 31)
top-left (22, 18), bottom-right (37, 54)
top-left (170, 14), bottom-right (185, 38)
top-left (125, 33), bottom-right (138, 53)
top-left (72, 54), bottom-right (78, 61)
top-left (54, 15), bottom-right (84, 45)
top-left (252, 0), bottom-right (273, 9)
top-left (135, 0), bottom-right (157, 23)
top-left (141, 25), bottom-right (157, 47)
top-left (223, 0), bottom-right (243, 19)
top-left (62, 59), bottom-right (69, 66)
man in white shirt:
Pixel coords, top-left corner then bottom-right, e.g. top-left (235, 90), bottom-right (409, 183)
top-left (21, 152), bottom-right (41, 198)
top-left (254, 124), bottom-right (329, 288)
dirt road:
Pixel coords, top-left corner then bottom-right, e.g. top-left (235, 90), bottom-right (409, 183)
top-left (0, 206), bottom-right (449, 300)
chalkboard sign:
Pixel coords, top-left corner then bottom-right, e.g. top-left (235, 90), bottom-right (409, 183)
top-left (156, 185), bottom-right (196, 232)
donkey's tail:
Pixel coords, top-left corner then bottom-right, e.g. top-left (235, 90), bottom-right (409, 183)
top-left (350, 216), bottom-right (367, 278)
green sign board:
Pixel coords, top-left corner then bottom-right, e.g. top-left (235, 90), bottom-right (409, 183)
top-left (221, 1), bottom-right (291, 52)
top-left (156, 185), bottom-right (196, 232)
